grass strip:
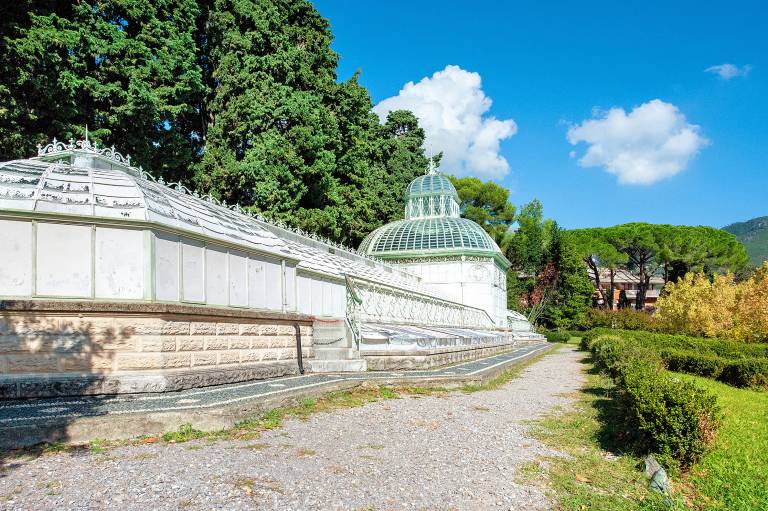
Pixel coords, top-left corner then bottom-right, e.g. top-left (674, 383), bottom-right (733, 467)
top-left (675, 373), bottom-right (768, 510)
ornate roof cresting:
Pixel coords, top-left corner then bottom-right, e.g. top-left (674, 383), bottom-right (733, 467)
top-left (37, 137), bottom-right (132, 167)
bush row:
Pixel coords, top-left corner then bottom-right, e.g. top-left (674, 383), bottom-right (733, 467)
top-left (663, 349), bottom-right (768, 389)
top-left (584, 329), bottom-right (768, 389)
top-left (582, 333), bottom-right (721, 468)
top-left (543, 331), bottom-right (571, 343)
top-left (585, 308), bottom-right (663, 332)
top-left (583, 328), bottom-right (768, 359)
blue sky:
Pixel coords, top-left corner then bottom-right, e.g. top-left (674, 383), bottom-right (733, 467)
top-left (314, 0), bottom-right (767, 229)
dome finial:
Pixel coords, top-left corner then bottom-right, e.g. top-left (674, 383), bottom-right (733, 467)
top-left (426, 144), bottom-right (438, 175)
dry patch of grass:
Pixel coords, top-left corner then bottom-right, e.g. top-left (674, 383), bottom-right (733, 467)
top-left (242, 443), bottom-right (269, 451)
top-left (295, 447), bottom-right (316, 458)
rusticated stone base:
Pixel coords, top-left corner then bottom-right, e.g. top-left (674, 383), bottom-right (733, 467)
top-left (361, 340), bottom-right (534, 371)
top-left (0, 300), bottom-right (314, 399)
top-left (1, 360), bottom-right (301, 399)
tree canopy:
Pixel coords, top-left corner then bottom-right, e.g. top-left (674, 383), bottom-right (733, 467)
top-left (568, 223), bottom-right (749, 309)
top-left (0, 0), bottom-right (205, 182)
top-left (448, 176), bottom-right (515, 245)
top-left (0, 0), bottom-right (429, 245)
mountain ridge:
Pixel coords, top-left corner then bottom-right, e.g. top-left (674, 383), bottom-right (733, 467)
top-left (723, 216), bottom-right (768, 267)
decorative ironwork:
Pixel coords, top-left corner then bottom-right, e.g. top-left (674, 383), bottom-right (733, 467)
top-left (37, 137), bottom-right (132, 166)
top-left (345, 274), bottom-right (495, 332)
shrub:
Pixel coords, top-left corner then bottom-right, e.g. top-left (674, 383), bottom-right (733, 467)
top-left (662, 350), bottom-right (726, 379)
top-left (721, 359), bottom-right (768, 388)
top-left (584, 333), bottom-right (721, 468)
top-left (544, 331), bottom-right (571, 343)
top-left (585, 328), bottom-right (768, 389)
top-left (586, 308), bottom-right (660, 332)
top-left (656, 263), bottom-right (768, 341)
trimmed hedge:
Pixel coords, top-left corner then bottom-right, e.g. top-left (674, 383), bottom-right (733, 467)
top-left (587, 308), bottom-right (662, 332)
top-left (584, 328), bottom-right (768, 359)
top-left (585, 329), bottom-right (768, 389)
top-left (544, 331), bottom-right (571, 343)
top-left (582, 333), bottom-right (721, 468)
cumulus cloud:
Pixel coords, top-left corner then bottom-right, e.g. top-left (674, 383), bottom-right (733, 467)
top-left (566, 99), bottom-right (709, 185)
top-left (705, 63), bottom-right (752, 80)
top-left (373, 65), bottom-right (517, 179)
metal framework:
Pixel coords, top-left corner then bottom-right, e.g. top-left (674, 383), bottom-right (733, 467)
top-left (345, 274), bottom-right (495, 346)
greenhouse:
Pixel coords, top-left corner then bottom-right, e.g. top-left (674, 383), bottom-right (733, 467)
top-left (0, 138), bottom-right (542, 398)
top-left (360, 164), bottom-right (510, 325)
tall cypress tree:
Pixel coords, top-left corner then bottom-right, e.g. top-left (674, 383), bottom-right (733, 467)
top-left (0, 0), bottom-right (204, 181)
top-left (196, 0), bottom-right (428, 244)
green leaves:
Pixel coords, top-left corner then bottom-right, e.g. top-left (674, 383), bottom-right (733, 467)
top-left (195, 1), bottom-right (428, 245)
top-left (0, 0), bottom-right (205, 181)
top-left (448, 175), bottom-right (515, 245)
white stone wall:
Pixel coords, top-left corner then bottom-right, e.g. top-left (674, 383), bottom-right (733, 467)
top-left (0, 218), bottom-right (344, 319)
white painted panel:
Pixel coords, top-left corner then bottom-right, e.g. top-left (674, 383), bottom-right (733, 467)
top-left (0, 219), bottom-right (32, 296)
top-left (297, 274), bottom-right (311, 314)
top-left (181, 239), bottom-right (205, 302)
top-left (322, 280), bottom-right (333, 316)
top-left (36, 223), bottom-right (92, 297)
top-left (229, 251), bottom-right (248, 307)
top-left (331, 282), bottom-right (344, 317)
top-left (310, 278), bottom-right (323, 316)
top-left (284, 264), bottom-right (296, 311)
top-left (154, 231), bottom-right (180, 302)
top-left (248, 256), bottom-right (267, 308)
top-left (265, 260), bottom-right (282, 311)
top-left (95, 227), bottom-right (144, 299)
top-left (205, 246), bottom-right (228, 306)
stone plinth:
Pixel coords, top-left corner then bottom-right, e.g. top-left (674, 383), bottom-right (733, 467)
top-left (361, 340), bottom-right (526, 371)
top-left (0, 301), bottom-right (313, 398)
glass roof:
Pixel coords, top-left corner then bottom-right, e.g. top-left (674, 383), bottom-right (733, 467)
top-left (406, 173), bottom-right (459, 198)
top-left (359, 217), bottom-right (500, 254)
top-left (359, 165), bottom-right (507, 264)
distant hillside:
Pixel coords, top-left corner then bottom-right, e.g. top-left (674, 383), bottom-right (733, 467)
top-left (723, 216), bottom-right (768, 267)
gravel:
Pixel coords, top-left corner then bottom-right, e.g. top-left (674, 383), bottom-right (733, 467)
top-left (0, 346), bottom-right (585, 511)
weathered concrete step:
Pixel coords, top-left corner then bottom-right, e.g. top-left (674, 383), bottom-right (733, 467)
top-left (308, 359), bottom-right (368, 373)
top-left (313, 347), bottom-right (356, 360)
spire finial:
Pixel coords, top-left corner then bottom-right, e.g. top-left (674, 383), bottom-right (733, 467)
top-left (426, 143), bottom-right (438, 175)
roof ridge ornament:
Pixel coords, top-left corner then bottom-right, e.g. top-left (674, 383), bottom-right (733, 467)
top-left (37, 134), bottom-right (132, 167)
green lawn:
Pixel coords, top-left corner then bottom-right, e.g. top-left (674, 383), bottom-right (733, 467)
top-left (675, 373), bottom-right (768, 510)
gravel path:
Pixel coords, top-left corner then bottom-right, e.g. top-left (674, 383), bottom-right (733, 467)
top-left (0, 346), bottom-right (585, 511)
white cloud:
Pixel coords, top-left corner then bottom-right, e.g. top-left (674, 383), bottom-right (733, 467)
top-left (705, 63), bottom-right (752, 80)
top-left (566, 99), bottom-right (709, 185)
top-left (373, 65), bottom-right (517, 179)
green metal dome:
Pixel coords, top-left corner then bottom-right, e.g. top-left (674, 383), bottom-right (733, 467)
top-left (406, 173), bottom-right (459, 199)
top-left (359, 165), bottom-right (509, 267)
top-left (359, 217), bottom-right (501, 255)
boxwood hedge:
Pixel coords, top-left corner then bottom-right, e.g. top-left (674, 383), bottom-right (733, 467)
top-left (582, 333), bottom-right (721, 468)
top-left (544, 331), bottom-right (571, 343)
top-left (584, 329), bottom-right (768, 389)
